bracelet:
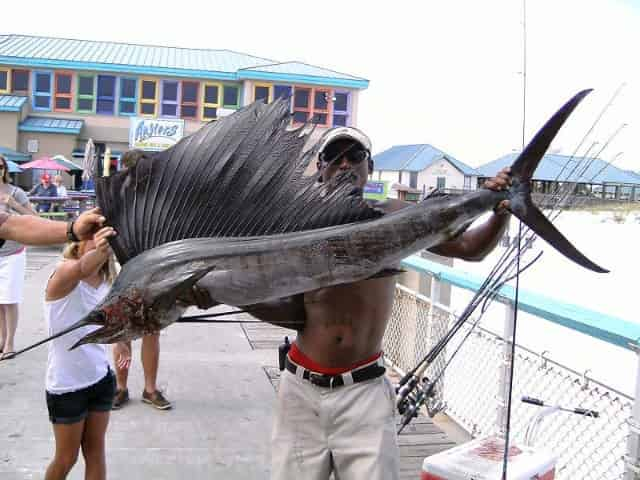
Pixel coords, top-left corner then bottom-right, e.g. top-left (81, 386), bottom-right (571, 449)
top-left (67, 220), bottom-right (80, 243)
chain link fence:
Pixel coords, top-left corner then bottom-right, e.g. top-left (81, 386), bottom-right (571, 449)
top-left (383, 283), bottom-right (634, 480)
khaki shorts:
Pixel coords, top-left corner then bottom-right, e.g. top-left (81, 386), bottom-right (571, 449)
top-left (271, 370), bottom-right (399, 480)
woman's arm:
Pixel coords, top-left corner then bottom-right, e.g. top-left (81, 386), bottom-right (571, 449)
top-left (46, 227), bottom-right (113, 301)
top-left (4, 189), bottom-right (37, 216)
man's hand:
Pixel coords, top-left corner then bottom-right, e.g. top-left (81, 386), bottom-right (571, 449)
top-left (483, 167), bottom-right (512, 215)
top-left (73, 208), bottom-right (116, 241)
top-left (113, 342), bottom-right (131, 370)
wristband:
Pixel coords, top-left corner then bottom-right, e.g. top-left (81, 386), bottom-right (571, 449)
top-left (67, 220), bottom-right (80, 242)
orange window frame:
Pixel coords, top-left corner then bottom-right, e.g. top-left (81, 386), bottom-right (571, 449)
top-left (180, 81), bottom-right (199, 120)
top-left (54, 71), bottom-right (74, 112)
top-left (311, 88), bottom-right (332, 127)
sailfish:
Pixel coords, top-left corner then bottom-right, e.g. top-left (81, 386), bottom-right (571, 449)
top-left (18, 90), bottom-right (611, 352)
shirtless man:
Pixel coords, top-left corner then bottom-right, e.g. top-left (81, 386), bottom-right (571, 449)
top-left (254, 127), bottom-right (511, 480)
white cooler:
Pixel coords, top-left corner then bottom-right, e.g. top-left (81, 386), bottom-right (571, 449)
top-left (420, 435), bottom-right (557, 479)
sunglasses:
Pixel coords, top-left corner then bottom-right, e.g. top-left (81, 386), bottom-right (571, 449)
top-left (322, 145), bottom-right (370, 167)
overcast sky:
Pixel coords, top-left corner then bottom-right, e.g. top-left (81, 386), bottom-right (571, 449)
top-left (5, 0), bottom-right (639, 170)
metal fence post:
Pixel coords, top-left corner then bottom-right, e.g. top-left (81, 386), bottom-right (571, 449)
top-left (497, 300), bottom-right (516, 436)
top-left (624, 343), bottom-right (640, 479)
top-left (430, 274), bottom-right (441, 305)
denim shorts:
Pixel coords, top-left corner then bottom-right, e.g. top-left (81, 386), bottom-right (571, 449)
top-left (46, 370), bottom-right (116, 424)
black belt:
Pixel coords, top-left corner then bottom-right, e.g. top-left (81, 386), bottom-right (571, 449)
top-left (285, 356), bottom-right (386, 389)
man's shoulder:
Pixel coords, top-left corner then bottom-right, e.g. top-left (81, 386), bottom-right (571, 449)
top-left (366, 198), bottom-right (411, 214)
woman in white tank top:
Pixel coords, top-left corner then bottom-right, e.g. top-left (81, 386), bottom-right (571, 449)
top-left (43, 227), bottom-right (129, 480)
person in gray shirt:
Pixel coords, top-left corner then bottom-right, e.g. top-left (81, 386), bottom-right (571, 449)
top-left (0, 154), bottom-right (37, 358)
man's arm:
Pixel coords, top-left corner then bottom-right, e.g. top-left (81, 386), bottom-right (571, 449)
top-left (429, 168), bottom-right (512, 262)
top-left (428, 210), bottom-right (510, 261)
top-left (247, 295), bottom-right (307, 331)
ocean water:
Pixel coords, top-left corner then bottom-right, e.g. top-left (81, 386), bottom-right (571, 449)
top-left (450, 209), bottom-right (640, 397)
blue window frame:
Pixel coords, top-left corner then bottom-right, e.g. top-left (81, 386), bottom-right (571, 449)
top-left (161, 80), bottom-right (179, 118)
top-left (119, 77), bottom-right (137, 116)
top-left (96, 75), bottom-right (116, 115)
top-left (32, 71), bottom-right (52, 111)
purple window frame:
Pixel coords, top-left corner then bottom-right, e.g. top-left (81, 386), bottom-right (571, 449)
top-left (332, 90), bottom-right (351, 127)
top-left (161, 80), bottom-right (180, 118)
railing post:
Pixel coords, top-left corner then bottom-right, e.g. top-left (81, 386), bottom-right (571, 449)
top-left (624, 343), bottom-right (640, 479)
top-left (497, 300), bottom-right (516, 436)
top-left (430, 274), bottom-right (441, 305)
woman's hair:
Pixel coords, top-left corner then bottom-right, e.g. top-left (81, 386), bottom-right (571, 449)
top-left (0, 154), bottom-right (9, 184)
top-left (54, 175), bottom-right (63, 184)
top-left (122, 149), bottom-right (150, 169)
top-left (62, 241), bottom-right (117, 285)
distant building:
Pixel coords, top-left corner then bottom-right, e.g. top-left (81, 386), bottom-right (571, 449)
top-left (477, 153), bottom-right (640, 201)
top-left (371, 144), bottom-right (480, 199)
top-left (0, 34), bottom-right (369, 188)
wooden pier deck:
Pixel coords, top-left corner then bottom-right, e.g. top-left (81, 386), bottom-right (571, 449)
top-left (241, 322), bottom-right (459, 479)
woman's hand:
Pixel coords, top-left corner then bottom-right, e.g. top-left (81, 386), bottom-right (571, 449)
top-left (113, 342), bottom-right (131, 371)
top-left (94, 227), bottom-right (114, 256)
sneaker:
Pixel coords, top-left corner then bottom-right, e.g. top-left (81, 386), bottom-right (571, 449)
top-left (142, 390), bottom-right (172, 410)
top-left (112, 388), bottom-right (129, 410)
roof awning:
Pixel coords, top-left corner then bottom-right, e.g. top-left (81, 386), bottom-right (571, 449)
top-left (0, 95), bottom-right (27, 112)
top-left (19, 116), bottom-right (84, 135)
top-left (0, 145), bottom-right (31, 163)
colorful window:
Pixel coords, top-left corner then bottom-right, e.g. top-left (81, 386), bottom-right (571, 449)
top-left (202, 83), bottom-right (220, 121)
top-left (161, 80), bottom-right (179, 118)
top-left (332, 91), bottom-right (350, 127)
top-left (140, 79), bottom-right (158, 116)
top-left (77, 75), bottom-right (96, 113)
top-left (222, 85), bottom-right (240, 109)
top-left (54, 72), bottom-right (73, 112)
top-left (33, 71), bottom-right (52, 111)
top-left (253, 83), bottom-right (271, 103)
top-left (96, 75), bottom-right (116, 115)
top-left (273, 85), bottom-right (292, 102)
top-left (119, 78), bottom-right (137, 115)
top-left (11, 69), bottom-right (29, 94)
top-left (180, 81), bottom-right (199, 120)
top-left (311, 88), bottom-right (331, 126)
top-left (0, 69), bottom-right (9, 94)
top-left (292, 87), bottom-right (311, 123)
top-left (293, 87), bottom-right (333, 126)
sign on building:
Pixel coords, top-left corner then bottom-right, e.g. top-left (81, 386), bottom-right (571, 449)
top-left (129, 117), bottom-right (185, 152)
top-left (363, 180), bottom-right (389, 201)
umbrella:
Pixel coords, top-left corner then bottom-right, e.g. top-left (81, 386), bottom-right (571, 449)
top-left (6, 160), bottom-right (22, 173)
top-left (20, 157), bottom-right (70, 172)
top-left (52, 155), bottom-right (83, 172)
top-left (82, 139), bottom-right (95, 181)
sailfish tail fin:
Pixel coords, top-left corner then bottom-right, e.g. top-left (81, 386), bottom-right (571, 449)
top-left (506, 89), bottom-right (608, 273)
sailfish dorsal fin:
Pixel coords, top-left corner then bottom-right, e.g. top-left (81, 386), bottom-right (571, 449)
top-left (96, 99), bottom-right (382, 265)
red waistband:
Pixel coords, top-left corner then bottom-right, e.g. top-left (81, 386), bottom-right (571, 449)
top-left (288, 343), bottom-right (382, 375)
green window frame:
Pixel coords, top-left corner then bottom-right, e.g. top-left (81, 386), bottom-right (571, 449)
top-left (77, 75), bottom-right (96, 113)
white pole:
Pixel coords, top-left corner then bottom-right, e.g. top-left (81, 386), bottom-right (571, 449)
top-left (430, 275), bottom-right (441, 305)
top-left (624, 343), bottom-right (640, 479)
top-left (497, 301), bottom-right (516, 436)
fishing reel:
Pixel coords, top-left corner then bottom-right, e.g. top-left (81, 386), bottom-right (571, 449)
top-left (396, 375), bottom-right (444, 433)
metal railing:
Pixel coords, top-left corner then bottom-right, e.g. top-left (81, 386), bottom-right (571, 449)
top-left (383, 255), bottom-right (639, 479)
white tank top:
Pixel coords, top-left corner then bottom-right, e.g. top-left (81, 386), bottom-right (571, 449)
top-left (45, 280), bottom-right (111, 394)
